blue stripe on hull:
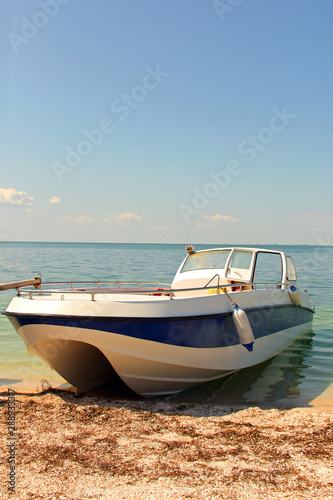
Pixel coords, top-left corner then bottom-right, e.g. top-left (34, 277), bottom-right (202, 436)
top-left (8, 305), bottom-right (313, 349)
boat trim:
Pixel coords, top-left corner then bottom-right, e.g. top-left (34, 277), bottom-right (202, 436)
top-left (2, 302), bottom-right (315, 321)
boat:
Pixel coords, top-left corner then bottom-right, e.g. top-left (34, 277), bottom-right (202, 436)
top-left (1, 246), bottom-right (315, 397)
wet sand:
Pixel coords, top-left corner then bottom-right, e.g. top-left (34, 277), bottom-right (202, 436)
top-left (1, 388), bottom-right (333, 499)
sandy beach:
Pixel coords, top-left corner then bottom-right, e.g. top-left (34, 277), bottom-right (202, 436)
top-left (1, 388), bottom-right (332, 500)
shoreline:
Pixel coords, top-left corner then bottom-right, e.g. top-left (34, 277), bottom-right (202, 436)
top-left (0, 390), bottom-right (332, 499)
top-left (1, 377), bottom-right (333, 410)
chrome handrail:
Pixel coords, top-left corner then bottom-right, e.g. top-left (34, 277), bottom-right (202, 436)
top-left (18, 280), bottom-right (290, 301)
top-left (204, 274), bottom-right (221, 288)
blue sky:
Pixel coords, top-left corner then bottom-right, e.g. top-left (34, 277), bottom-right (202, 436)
top-left (0, 0), bottom-right (332, 244)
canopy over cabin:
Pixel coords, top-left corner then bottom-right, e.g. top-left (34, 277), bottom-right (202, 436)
top-left (172, 247), bottom-right (298, 292)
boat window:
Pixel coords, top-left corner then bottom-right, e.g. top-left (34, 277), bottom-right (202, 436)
top-left (228, 251), bottom-right (253, 270)
top-left (181, 250), bottom-right (230, 273)
top-left (253, 252), bottom-right (282, 284)
top-left (286, 256), bottom-right (297, 281)
top-left (225, 250), bottom-right (254, 281)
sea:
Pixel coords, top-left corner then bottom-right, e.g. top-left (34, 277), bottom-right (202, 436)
top-left (0, 242), bottom-right (332, 408)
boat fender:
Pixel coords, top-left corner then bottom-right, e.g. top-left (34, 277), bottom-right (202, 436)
top-left (289, 285), bottom-right (302, 306)
top-left (232, 304), bottom-right (255, 352)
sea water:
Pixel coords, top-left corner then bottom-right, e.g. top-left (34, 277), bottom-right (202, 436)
top-left (0, 242), bottom-right (332, 407)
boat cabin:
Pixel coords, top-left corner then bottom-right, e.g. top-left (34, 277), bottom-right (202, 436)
top-left (172, 247), bottom-right (298, 293)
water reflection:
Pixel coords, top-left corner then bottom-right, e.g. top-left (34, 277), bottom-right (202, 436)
top-left (160, 331), bottom-right (316, 407)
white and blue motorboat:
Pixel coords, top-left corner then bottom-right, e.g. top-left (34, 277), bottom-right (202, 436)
top-left (1, 246), bottom-right (315, 397)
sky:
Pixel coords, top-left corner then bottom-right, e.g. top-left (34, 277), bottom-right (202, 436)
top-left (0, 0), bottom-right (332, 245)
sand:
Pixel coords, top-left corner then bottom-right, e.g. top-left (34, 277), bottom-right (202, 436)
top-left (1, 389), bottom-right (333, 500)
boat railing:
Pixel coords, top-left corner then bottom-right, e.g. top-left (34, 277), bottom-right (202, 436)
top-left (16, 280), bottom-right (290, 301)
top-left (36, 280), bottom-right (171, 289)
top-left (204, 274), bottom-right (221, 288)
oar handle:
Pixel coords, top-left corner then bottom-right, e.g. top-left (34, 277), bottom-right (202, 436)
top-left (0, 276), bottom-right (41, 291)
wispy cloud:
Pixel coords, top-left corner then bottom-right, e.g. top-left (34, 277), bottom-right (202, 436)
top-left (48, 196), bottom-right (62, 205)
top-left (103, 212), bottom-right (142, 223)
top-left (196, 213), bottom-right (239, 227)
top-left (0, 187), bottom-right (34, 206)
top-left (65, 215), bottom-right (94, 223)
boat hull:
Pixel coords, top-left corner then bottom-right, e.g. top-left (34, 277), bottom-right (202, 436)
top-left (5, 299), bottom-right (314, 396)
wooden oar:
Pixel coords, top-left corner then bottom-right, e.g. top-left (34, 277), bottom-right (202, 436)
top-left (0, 276), bottom-right (41, 291)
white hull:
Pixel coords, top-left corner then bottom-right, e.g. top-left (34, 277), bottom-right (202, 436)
top-left (14, 311), bottom-right (313, 397)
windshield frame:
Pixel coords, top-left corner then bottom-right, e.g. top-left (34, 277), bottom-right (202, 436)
top-left (180, 249), bottom-right (232, 273)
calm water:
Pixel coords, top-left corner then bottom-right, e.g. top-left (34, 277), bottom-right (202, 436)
top-left (0, 242), bottom-right (332, 407)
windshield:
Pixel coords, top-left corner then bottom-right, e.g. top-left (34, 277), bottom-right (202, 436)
top-left (181, 250), bottom-right (230, 273)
